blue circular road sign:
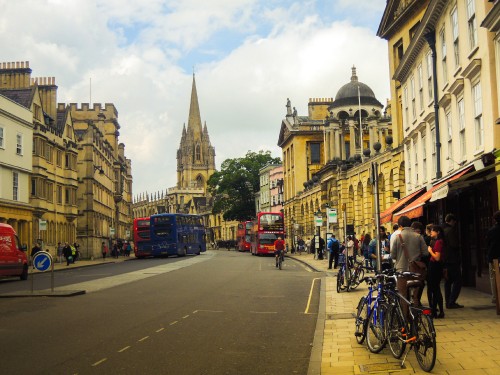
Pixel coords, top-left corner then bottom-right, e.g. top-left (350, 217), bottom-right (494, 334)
top-left (33, 252), bottom-right (52, 272)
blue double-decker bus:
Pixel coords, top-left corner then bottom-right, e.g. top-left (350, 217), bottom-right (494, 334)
top-left (149, 213), bottom-right (207, 257)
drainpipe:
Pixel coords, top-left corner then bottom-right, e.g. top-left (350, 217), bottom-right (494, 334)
top-left (424, 30), bottom-right (442, 180)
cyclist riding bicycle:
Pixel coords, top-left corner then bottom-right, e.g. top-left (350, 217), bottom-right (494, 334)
top-left (274, 236), bottom-right (285, 268)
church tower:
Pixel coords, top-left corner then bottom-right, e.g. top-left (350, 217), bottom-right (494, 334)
top-left (176, 74), bottom-right (216, 193)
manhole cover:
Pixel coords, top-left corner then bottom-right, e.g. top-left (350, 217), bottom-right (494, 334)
top-left (359, 363), bottom-right (406, 373)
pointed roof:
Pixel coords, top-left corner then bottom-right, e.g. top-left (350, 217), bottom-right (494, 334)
top-left (187, 74), bottom-right (203, 138)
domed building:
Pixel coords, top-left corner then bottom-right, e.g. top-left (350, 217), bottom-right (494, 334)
top-left (279, 66), bottom-right (400, 246)
top-left (325, 66), bottom-right (389, 161)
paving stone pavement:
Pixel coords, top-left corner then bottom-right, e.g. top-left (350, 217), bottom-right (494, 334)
top-left (289, 252), bottom-right (500, 375)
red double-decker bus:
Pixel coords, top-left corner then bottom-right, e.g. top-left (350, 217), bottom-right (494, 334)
top-left (237, 221), bottom-right (253, 252)
top-left (250, 212), bottom-right (285, 256)
top-left (133, 217), bottom-right (151, 258)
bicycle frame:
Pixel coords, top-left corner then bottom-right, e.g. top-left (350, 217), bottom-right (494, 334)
top-left (385, 275), bottom-right (436, 371)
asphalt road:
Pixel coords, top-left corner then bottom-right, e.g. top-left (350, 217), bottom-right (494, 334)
top-left (0, 251), bottom-right (320, 375)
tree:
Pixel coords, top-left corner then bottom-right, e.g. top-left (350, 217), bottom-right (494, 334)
top-left (208, 150), bottom-right (281, 221)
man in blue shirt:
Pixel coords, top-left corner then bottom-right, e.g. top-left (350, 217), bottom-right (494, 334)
top-left (327, 234), bottom-right (340, 269)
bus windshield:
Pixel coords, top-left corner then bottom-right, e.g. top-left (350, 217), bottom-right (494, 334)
top-left (151, 216), bottom-right (174, 239)
top-left (259, 233), bottom-right (279, 245)
top-left (259, 213), bottom-right (284, 231)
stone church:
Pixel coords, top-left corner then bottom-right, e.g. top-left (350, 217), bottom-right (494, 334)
top-left (133, 74), bottom-right (216, 217)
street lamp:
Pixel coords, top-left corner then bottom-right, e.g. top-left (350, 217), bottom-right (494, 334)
top-left (86, 165), bottom-right (104, 259)
top-left (314, 210), bottom-right (322, 259)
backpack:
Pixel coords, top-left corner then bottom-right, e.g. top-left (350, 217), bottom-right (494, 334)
top-left (329, 239), bottom-right (339, 253)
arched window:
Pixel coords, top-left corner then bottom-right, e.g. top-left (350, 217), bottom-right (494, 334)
top-left (196, 175), bottom-right (204, 188)
top-left (195, 145), bottom-right (201, 162)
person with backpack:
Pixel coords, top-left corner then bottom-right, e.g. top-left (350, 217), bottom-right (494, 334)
top-left (327, 234), bottom-right (340, 269)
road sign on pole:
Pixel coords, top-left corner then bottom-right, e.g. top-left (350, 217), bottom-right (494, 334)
top-left (327, 208), bottom-right (338, 224)
top-left (315, 215), bottom-right (323, 227)
top-left (39, 220), bottom-right (47, 231)
top-left (33, 252), bottom-right (52, 272)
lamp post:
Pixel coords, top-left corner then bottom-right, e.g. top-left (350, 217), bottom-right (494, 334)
top-left (371, 162), bottom-right (382, 273)
top-left (314, 210), bottom-right (322, 260)
top-left (86, 165), bottom-right (104, 259)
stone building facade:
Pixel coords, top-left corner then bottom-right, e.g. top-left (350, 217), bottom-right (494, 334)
top-left (378, 0), bottom-right (500, 292)
top-left (278, 67), bottom-right (396, 243)
top-left (0, 91), bottom-right (34, 249)
top-left (0, 61), bottom-right (133, 259)
top-left (70, 103), bottom-right (133, 258)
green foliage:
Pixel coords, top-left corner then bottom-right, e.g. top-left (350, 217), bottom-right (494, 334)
top-left (208, 150), bottom-right (281, 221)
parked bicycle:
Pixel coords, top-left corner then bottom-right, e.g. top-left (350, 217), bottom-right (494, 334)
top-left (364, 273), bottom-right (393, 353)
top-left (349, 258), bottom-right (371, 290)
top-left (354, 275), bottom-right (377, 344)
top-left (336, 254), bottom-right (350, 293)
top-left (385, 271), bottom-right (437, 372)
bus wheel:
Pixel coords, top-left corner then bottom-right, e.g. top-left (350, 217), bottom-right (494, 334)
top-left (178, 247), bottom-right (187, 257)
top-left (196, 247), bottom-right (201, 255)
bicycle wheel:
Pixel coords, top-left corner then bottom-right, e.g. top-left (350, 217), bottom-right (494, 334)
top-left (350, 268), bottom-right (365, 290)
top-left (413, 313), bottom-right (436, 372)
top-left (355, 297), bottom-right (368, 344)
top-left (336, 269), bottom-right (343, 293)
top-left (387, 305), bottom-right (406, 359)
top-left (366, 302), bottom-right (388, 353)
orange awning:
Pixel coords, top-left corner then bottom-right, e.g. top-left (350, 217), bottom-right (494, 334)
top-left (393, 166), bottom-right (473, 222)
top-left (379, 188), bottom-right (425, 224)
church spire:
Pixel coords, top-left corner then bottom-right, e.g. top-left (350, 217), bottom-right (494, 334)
top-left (187, 74), bottom-right (203, 138)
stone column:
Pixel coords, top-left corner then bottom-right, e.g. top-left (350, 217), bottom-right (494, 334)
top-left (349, 118), bottom-right (355, 157)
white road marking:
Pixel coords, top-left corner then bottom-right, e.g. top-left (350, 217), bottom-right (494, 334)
top-left (117, 346), bottom-right (130, 353)
top-left (138, 336), bottom-right (149, 342)
top-left (182, 315), bottom-right (189, 319)
top-left (91, 358), bottom-right (107, 366)
top-left (305, 278), bottom-right (321, 314)
top-left (193, 310), bottom-right (223, 314)
top-left (249, 311), bottom-right (277, 314)
top-left (50, 253), bottom-right (214, 294)
top-left (170, 321), bottom-right (178, 325)
top-left (156, 327), bottom-right (165, 333)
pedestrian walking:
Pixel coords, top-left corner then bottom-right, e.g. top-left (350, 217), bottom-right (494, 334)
top-left (427, 225), bottom-right (445, 318)
top-left (63, 242), bottom-right (72, 266)
top-left (390, 216), bottom-right (428, 315)
top-left (362, 234), bottom-right (375, 269)
top-left (443, 213), bottom-right (464, 309)
top-left (346, 236), bottom-right (354, 258)
top-left (125, 242), bottom-right (132, 257)
top-left (57, 242), bottom-right (64, 263)
top-left (305, 238), bottom-right (311, 254)
top-left (327, 234), bottom-right (340, 269)
top-left (31, 242), bottom-right (41, 268)
top-left (102, 242), bottom-right (108, 260)
top-left (70, 243), bottom-right (76, 263)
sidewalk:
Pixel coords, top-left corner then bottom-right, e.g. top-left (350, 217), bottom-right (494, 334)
top-left (31, 254), bottom-right (134, 274)
top-left (289, 252), bottom-right (500, 375)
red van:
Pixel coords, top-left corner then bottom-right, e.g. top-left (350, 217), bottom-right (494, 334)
top-left (0, 223), bottom-right (28, 280)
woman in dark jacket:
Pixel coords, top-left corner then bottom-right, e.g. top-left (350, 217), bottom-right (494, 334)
top-left (427, 225), bottom-right (445, 318)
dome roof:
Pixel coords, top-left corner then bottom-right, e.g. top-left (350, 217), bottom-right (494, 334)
top-left (332, 66), bottom-right (382, 109)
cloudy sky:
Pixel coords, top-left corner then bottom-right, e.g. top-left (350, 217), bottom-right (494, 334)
top-left (1, 0), bottom-right (390, 196)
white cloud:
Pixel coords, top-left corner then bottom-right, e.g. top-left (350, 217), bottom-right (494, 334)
top-left (0, 0), bottom-right (390, 196)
